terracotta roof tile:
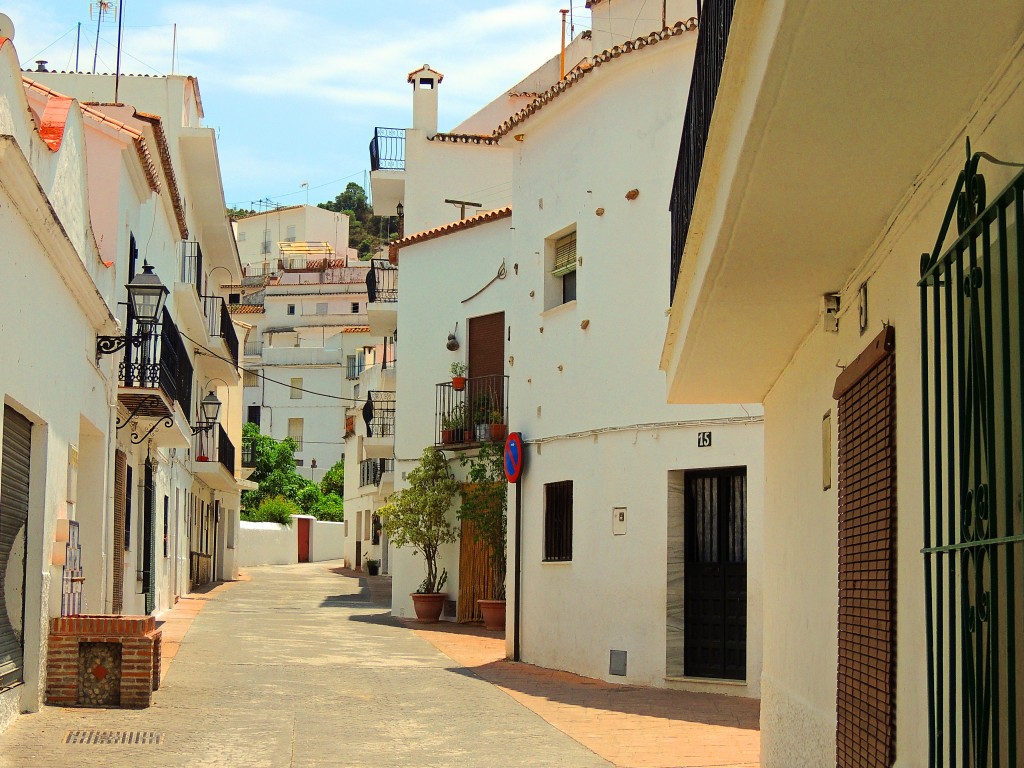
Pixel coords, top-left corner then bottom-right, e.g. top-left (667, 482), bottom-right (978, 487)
top-left (342, 326), bottom-right (370, 333)
top-left (492, 19), bottom-right (697, 138)
top-left (388, 207), bottom-right (512, 263)
top-left (228, 304), bottom-right (265, 314)
top-left (428, 133), bottom-right (500, 145)
top-left (407, 64), bottom-right (444, 83)
top-left (132, 112), bottom-right (188, 240)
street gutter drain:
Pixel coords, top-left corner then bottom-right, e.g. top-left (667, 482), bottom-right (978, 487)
top-left (64, 730), bottom-right (164, 745)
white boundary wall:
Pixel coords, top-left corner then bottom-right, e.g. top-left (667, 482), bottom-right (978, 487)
top-left (238, 517), bottom-right (345, 566)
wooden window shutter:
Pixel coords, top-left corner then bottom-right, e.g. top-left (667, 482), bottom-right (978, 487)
top-left (551, 232), bottom-right (577, 277)
top-left (833, 326), bottom-right (897, 768)
top-left (468, 313), bottom-right (505, 379)
top-left (112, 449), bottom-right (127, 614)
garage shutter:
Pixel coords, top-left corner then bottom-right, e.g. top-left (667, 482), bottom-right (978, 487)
top-left (0, 407), bottom-right (32, 687)
top-left (833, 326), bottom-right (897, 768)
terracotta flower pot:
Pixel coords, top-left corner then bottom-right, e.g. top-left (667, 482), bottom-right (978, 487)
top-left (478, 599), bottom-right (506, 631)
top-left (452, 376), bottom-right (467, 391)
top-left (489, 424), bottom-right (507, 442)
top-left (411, 592), bottom-right (446, 623)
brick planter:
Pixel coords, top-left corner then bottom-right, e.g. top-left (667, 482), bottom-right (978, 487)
top-left (46, 615), bottom-right (162, 709)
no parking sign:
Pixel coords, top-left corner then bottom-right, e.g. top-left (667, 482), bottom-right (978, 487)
top-left (504, 432), bottom-right (524, 484)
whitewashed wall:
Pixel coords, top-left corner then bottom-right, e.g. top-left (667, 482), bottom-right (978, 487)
top-left (308, 520), bottom-right (346, 563)
top-left (238, 522), bottom-right (297, 567)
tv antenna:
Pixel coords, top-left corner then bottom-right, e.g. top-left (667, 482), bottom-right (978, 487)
top-left (89, 1), bottom-right (117, 74)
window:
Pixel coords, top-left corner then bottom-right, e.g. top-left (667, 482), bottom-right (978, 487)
top-left (346, 354), bottom-right (362, 380)
top-left (287, 418), bottom-right (304, 451)
top-left (237, 231), bottom-right (246, 242)
top-left (294, 459), bottom-right (304, 467)
top-left (351, 302), bottom-right (360, 313)
top-left (287, 304), bottom-right (296, 316)
top-left (545, 230), bottom-right (578, 309)
top-left (316, 302), bottom-right (328, 315)
top-left (124, 465), bottom-right (133, 549)
top-left (544, 480), bottom-right (573, 561)
top-left (229, 292), bottom-right (241, 304)
top-left (285, 224), bottom-right (296, 242)
top-left (261, 228), bottom-right (272, 255)
top-left (246, 405), bottom-right (261, 427)
top-left (243, 370), bottom-right (258, 388)
top-left (289, 377), bottom-right (303, 399)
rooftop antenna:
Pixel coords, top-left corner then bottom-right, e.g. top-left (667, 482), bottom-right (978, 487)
top-left (171, 23), bottom-right (177, 74)
top-left (113, 0), bottom-right (125, 103)
top-left (75, 22), bottom-right (81, 71)
top-left (89, 0), bottom-right (117, 74)
top-left (560, 9), bottom-right (568, 80)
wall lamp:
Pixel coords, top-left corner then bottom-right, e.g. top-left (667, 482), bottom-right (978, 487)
top-left (190, 391), bottom-right (223, 434)
top-left (96, 262), bottom-right (169, 363)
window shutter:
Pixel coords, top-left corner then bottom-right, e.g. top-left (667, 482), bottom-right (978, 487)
top-left (551, 233), bottom-right (577, 277)
top-left (112, 449), bottom-right (127, 614)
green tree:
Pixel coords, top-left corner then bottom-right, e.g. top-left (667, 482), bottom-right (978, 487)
top-left (320, 459), bottom-right (345, 498)
top-left (242, 495), bottom-right (300, 525)
top-left (241, 422), bottom-right (311, 510)
top-left (318, 182), bottom-right (370, 219)
top-left (317, 182), bottom-right (397, 257)
top-left (310, 493), bottom-right (344, 523)
top-left (377, 446), bottom-right (459, 594)
top-left (226, 206), bottom-right (255, 220)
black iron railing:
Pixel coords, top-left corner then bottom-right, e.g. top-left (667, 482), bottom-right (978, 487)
top-left (241, 437), bottom-right (255, 468)
top-left (180, 241), bottom-right (204, 296)
top-left (369, 127), bottom-right (405, 171)
top-left (367, 259), bottom-right (398, 303)
top-left (919, 150), bottom-right (1024, 767)
top-left (669, 0), bottom-right (736, 304)
top-left (195, 424), bottom-right (234, 474)
top-left (203, 295), bottom-right (240, 367)
top-left (363, 390), bottom-right (395, 438)
top-left (359, 458), bottom-right (394, 488)
top-left (435, 374), bottom-right (509, 449)
top-left (120, 308), bottom-right (193, 422)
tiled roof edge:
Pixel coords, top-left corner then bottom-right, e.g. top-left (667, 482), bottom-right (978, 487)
top-left (133, 112), bottom-right (188, 240)
top-left (388, 207), bottom-right (512, 262)
top-left (427, 133), bottom-right (500, 145)
top-left (492, 18), bottom-right (698, 139)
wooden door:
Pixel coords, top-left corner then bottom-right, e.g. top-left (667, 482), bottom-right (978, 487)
top-left (467, 313), bottom-right (505, 434)
top-left (297, 517), bottom-right (310, 563)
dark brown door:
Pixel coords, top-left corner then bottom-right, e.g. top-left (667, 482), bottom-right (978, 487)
top-left (684, 467), bottom-right (747, 680)
top-left (298, 517), bottom-right (310, 563)
top-left (834, 326), bottom-right (897, 768)
top-left (467, 313), bottom-right (505, 434)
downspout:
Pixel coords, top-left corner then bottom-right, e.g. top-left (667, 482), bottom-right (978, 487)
top-left (101, 362), bottom-right (118, 613)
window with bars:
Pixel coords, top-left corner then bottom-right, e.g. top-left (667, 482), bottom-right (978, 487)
top-left (287, 418), bottom-right (304, 451)
top-left (243, 370), bottom-right (258, 388)
top-left (351, 302), bottom-right (360, 313)
top-left (289, 378), bottom-right (303, 399)
top-left (544, 480), bottom-right (573, 562)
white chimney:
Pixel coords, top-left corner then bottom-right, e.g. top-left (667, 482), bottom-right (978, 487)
top-left (408, 64), bottom-right (443, 137)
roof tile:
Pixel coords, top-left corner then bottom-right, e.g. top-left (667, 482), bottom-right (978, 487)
top-left (389, 207), bottom-right (512, 263)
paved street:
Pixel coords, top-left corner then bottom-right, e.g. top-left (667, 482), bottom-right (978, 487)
top-left (0, 563), bottom-right (759, 767)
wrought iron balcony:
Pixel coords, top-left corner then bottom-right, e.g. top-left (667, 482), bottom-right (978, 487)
top-left (369, 127), bottom-right (405, 172)
top-left (435, 374), bottom-right (509, 450)
top-left (367, 259), bottom-right (398, 303)
top-left (180, 241), bottom-right (204, 296)
top-left (669, 0), bottom-right (736, 304)
top-left (359, 458), bottom-right (394, 488)
top-left (203, 295), bottom-right (240, 367)
top-left (119, 307), bottom-right (193, 423)
top-left (195, 423), bottom-right (235, 474)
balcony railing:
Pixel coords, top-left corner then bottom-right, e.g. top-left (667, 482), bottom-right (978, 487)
top-left (203, 295), bottom-right (240, 367)
top-left (367, 259), bottom-right (398, 303)
top-left (369, 127), bottom-right (405, 171)
top-left (244, 340), bottom-right (264, 357)
top-left (669, 0), bottom-right (736, 304)
top-left (120, 308), bottom-right (194, 422)
top-left (435, 374), bottom-right (509, 449)
top-left (195, 423), bottom-right (235, 474)
top-left (241, 437), bottom-right (255, 468)
top-left (363, 390), bottom-right (395, 438)
top-left (359, 458), bottom-right (394, 488)
top-left (180, 241), bottom-right (204, 296)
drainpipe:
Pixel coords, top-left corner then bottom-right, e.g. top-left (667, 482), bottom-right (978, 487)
top-left (102, 363), bottom-right (118, 614)
top-left (559, 9), bottom-right (568, 80)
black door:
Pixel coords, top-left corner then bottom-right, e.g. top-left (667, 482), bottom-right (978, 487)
top-left (684, 467), bottom-right (747, 680)
top-left (0, 407), bottom-right (31, 688)
top-left (143, 458), bottom-right (156, 614)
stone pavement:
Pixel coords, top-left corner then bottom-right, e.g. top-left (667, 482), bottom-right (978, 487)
top-left (0, 562), bottom-right (760, 767)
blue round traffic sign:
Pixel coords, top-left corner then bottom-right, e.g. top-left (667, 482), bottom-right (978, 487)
top-left (504, 432), bottom-right (524, 483)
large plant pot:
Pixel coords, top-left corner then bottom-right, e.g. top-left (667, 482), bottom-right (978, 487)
top-left (411, 592), bottom-right (446, 623)
top-left (478, 599), bottom-right (506, 631)
top-left (367, 563), bottom-right (380, 576)
top-left (489, 424), bottom-right (507, 442)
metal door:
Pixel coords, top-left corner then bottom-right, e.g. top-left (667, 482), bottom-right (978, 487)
top-left (683, 467), bottom-right (747, 680)
top-left (0, 407), bottom-right (31, 687)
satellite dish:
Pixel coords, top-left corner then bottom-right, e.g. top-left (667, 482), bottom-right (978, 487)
top-left (0, 14), bottom-right (15, 41)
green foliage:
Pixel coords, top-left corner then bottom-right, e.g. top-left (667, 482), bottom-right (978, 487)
top-left (242, 495), bottom-right (299, 525)
top-left (226, 206), bottom-right (255, 220)
top-left (310, 492), bottom-right (344, 522)
top-left (297, 484), bottom-right (322, 514)
top-left (317, 182), bottom-right (397, 257)
top-left (457, 443), bottom-right (508, 600)
top-left (320, 459), bottom-right (345, 498)
top-left (449, 361), bottom-right (467, 377)
top-left (377, 446), bottom-right (459, 594)
top-left (240, 423), bottom-right (311, 511)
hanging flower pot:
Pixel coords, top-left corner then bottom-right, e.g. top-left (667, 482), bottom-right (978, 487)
top-left (452, 376), bottom-right (466, 391)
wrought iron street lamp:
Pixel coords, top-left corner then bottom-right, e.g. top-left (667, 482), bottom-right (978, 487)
top-left (95, 262), bottom-right (169, 363)
top-left (191, 391), bottom-right (222, 435)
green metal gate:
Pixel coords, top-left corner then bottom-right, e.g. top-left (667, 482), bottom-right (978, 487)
top-left (919, 143), bottom-right (1024, 767)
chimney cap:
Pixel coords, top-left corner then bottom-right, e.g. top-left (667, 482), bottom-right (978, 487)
top-left (35, 60), bottom-right (48, 72)
top-left (407, 64), bottom-right (444, 84)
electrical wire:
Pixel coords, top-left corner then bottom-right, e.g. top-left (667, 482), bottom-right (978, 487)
top-left (178, 329), bottom-right (366, 404)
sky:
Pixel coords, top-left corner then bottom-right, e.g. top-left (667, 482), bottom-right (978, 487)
top-left (6, 1), bottom-right (590, 210)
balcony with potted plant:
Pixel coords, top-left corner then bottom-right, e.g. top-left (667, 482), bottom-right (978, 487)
top-left (435, 374), bottom-right (508, 451)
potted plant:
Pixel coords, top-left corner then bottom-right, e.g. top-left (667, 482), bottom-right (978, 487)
top-left (458, 442), bottom-right (507, 630)
top-left (441, 403), bottom-right (466, 444)
top-left (473, 394), bottom-right (493, 442)
top-left (378, 446), bottom-right (459, 623)
top-left (487, 410), bottom-right (507, 442)
top-left (364, 556), bottom-right (380, 576)
top-left (450, 361), bottom-right (468, 391)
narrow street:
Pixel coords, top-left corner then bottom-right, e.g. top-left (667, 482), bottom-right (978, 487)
top-left (0, 564), bottom-right (759, 767)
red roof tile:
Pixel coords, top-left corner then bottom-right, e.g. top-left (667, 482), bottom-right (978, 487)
top-left (388, 207), bottom-right (512, 263)
top-left (228, 304), bottom-right (265, 314)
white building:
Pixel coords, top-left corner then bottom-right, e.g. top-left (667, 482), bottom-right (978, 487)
top-left (233, 205), bottom-right (349, 276)
top-left (233, 255), bottom-right (372, 479)
top-left (661, 1), bottom-right (1024, 765)
top-left (372, 0), bottom-right (766, 693)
